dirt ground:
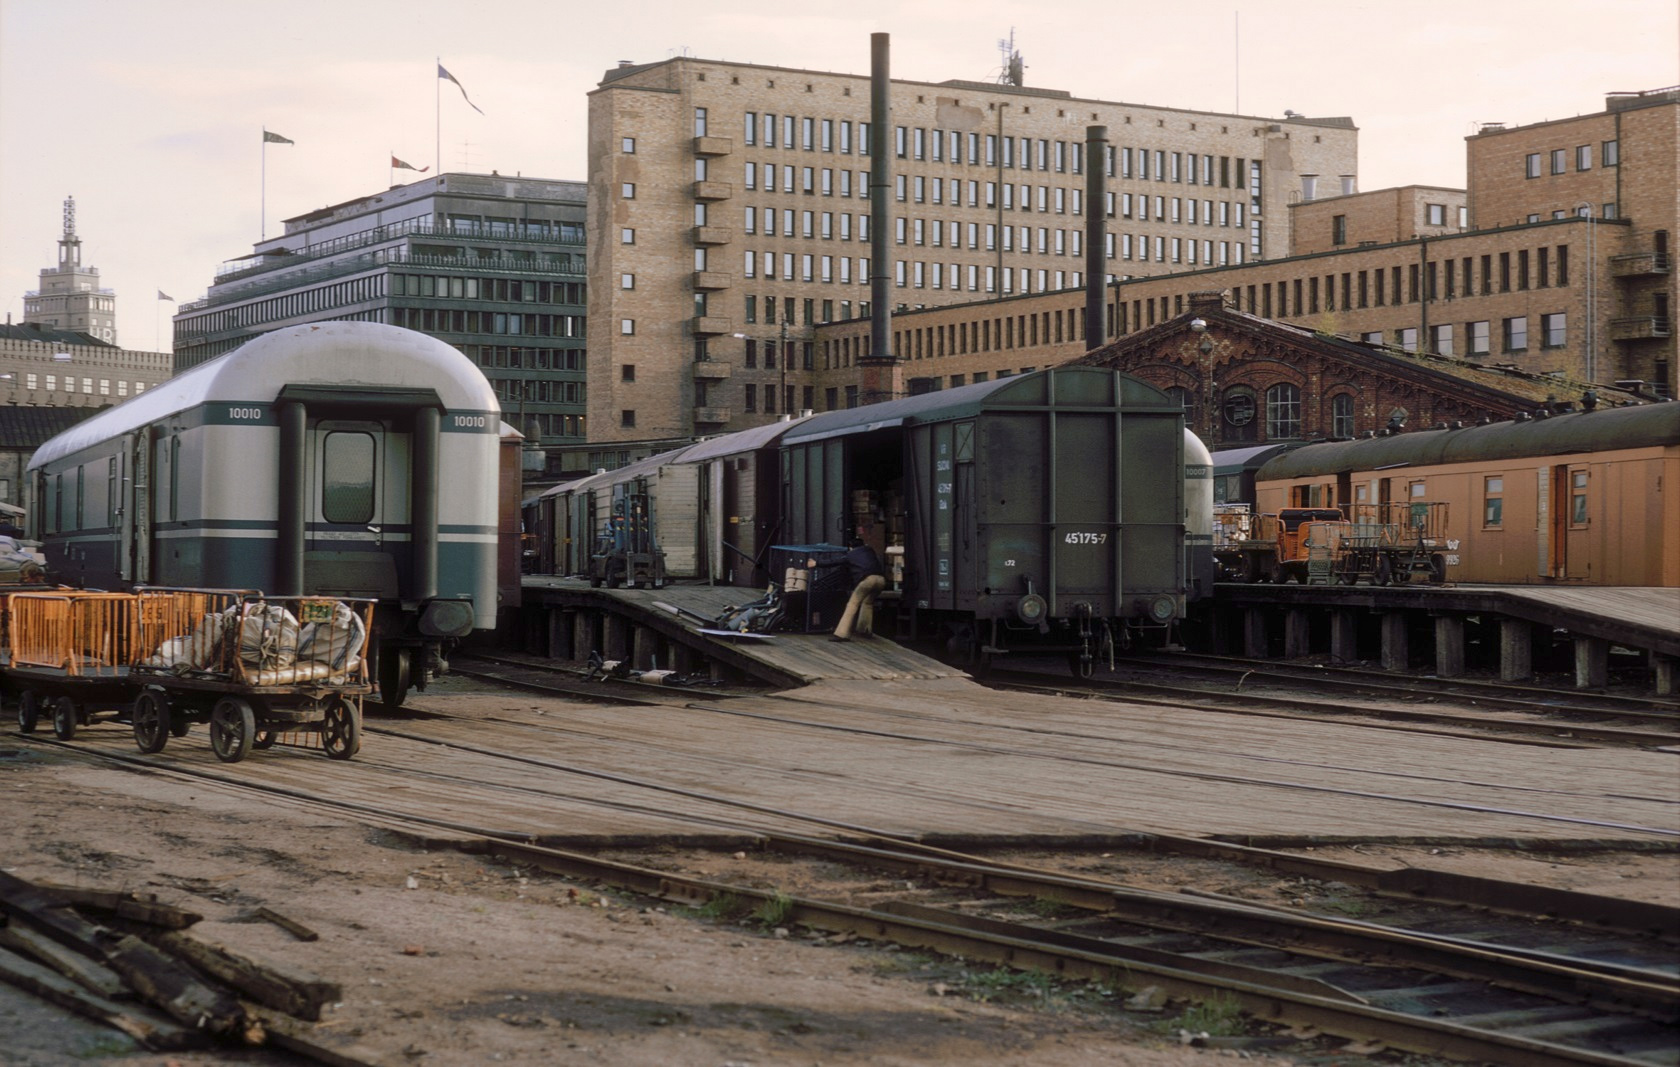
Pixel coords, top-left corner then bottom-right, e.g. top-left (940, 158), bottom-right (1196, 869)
top-left (2, 689), bottom-right (1673, 1067)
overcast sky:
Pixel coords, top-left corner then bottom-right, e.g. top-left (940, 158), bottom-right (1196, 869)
top-left (2, 0), bottom-right (1675, 352)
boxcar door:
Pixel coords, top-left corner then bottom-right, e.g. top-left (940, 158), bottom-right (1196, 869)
top-left (306, 419), bottom-right (402, 599)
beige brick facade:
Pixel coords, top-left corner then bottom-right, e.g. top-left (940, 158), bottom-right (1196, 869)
top-left (1291, 186), bottom-right (1466, 256)
top-left (586, 56), bottom-right (1359, 445)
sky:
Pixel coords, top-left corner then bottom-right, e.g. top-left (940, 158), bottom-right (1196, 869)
top-left (2, 0), bottom-right (1675, 353)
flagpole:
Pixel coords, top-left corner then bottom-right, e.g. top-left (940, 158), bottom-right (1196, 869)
top-left (261, 126), bottom-right (267, 241)
top-left (435, 57), bottom-right (441, 175)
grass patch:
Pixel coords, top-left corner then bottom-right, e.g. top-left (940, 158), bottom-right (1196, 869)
top-left (683, 891), bottom-right (748, 922)
top-left (752, 892), bottom-right (794, 927)
top-left (1156, 994), bottom-right (1246, 1036)
top-left (964, 966), bottom-right (1057, 1004)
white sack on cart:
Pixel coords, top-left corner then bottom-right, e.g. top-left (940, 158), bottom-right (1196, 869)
top-left (297, 601), bottom-right (365, 670)
top-left (146, 608), bottom-right (233, 669)
top-left (238, 602), bottom-right (301, 669)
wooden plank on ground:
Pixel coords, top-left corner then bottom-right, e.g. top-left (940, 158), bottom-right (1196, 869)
top-left (143, 929), bottom-right (341, 1022)
top-left (0, 944), bottom-right (202, 1050)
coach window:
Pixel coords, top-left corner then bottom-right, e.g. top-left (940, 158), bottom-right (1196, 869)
top-left (1570, 470), bottom-right (1589, 526)
top-left (321, 432), bottom-right (376, 525)
top-left (1483, 476), bottom-right (1503, 528)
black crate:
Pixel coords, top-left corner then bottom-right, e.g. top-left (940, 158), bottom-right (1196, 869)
top-left (769, 544), bottom-right (850, 633)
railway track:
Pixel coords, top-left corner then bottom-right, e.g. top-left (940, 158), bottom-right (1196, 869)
top-left (14, 707), bottom-right (1679, 1067)
top-left (983, 651), bottom-right (1680, 749)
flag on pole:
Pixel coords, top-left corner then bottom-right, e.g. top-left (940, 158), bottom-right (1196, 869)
top-left (392, 156), bottom-right (430, 173)
top-left (437, 63), bottom-right (484, 114)
top-left (263, 130), bottom-right (295, 144)
top-left (158, 290), bottom-right (174, 301)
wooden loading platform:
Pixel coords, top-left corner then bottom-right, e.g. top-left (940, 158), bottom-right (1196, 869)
top-left (1214, 583), bottom-right (1680, 694)
top-left (518, 576), bottom-right (967, 689)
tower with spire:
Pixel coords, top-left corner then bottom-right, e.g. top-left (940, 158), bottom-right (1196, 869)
top-left (23, 196), bottom-right (117, 344)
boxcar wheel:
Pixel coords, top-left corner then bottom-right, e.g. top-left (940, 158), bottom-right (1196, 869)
top-left (321, 697), bottom-right (361, 760)
top-left (16, 690), bottom-right (40, 734)
top-left (132, 690), bottom-right (171, 754)
top-left (210, 698), bottom-right (255, 763)
top-left (380, 648), bottom-right (411, 710)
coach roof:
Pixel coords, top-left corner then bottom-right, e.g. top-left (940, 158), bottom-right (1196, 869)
top-left (27, 322), bottom-right (497, 471)
top-left (1258, 402), bottom-right (1680, 480)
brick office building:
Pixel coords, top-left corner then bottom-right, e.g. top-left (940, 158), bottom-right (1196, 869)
top-left (810, 87), bottom-right (1675, 405)
top-left (587, 53), bottom-right (1359, 447)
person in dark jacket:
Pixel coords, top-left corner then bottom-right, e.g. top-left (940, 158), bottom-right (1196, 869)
top-left (830, 536), bottom-right (886, 642)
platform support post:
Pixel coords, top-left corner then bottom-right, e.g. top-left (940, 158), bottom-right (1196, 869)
top-left (573, 611), bottom-right (598, 662)
top-left (1329, 611), bottom-right (1359, 665)
top-left (1653, 655), bottom-right (1676, 696)
top-left (1498, 618), bottom-right (1532, 682)
top-left (631, 625), bottom-right (657, 671)
top-left (1283, 609), bottom-right (1311, 658)
top-left (604, 614), bottom-right (631, 661)
top-left (547, 609), bottom-right (573, 660)
top-left (672, 642), bottom-right (697, 676)
top-left (1573, 636), bottom-right (1608, 689)
top-left (1243, 609), bottom-right (1269, 658)
top-left (1433, 615), bottom-right (1466, 678)
top-left (1380, 613), bottom-right (1408, 672)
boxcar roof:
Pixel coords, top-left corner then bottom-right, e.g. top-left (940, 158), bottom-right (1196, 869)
top-left (681, 415), bottom-right (813, 462)
top-left (1257, 402), bottom-right (1680, 480)
top-left (782, 366), bottom-right (1166, 447)
top-left (28, 322), bottom-right (497, 471)
top-left (1211, 442), bottom-right (1303, 475)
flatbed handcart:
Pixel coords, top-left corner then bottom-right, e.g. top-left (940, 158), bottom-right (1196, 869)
top-left (6, 590), bottom-right (150, 741)
top-left (128, 589), bottom-right (376, 763)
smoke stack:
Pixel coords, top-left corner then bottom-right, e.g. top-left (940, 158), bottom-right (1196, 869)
top-left (859, 32), bottom-right (899, 406)
top-left (1084, 125), bottom-right (1108, 352)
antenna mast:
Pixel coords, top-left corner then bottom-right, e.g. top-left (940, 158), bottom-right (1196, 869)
top-left (996, 30), bottom-right (1023, 86)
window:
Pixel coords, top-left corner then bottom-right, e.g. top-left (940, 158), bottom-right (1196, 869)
top-left (1602, 139), bottom-right (1619, 166)
top-left (693, 107), bottom-right (707, 136)
top-left (1571, 470), bottom-right (1588, 525)
top-left (1576, 144), bottom-right (1591, 170)
top-left (1483, 476), bottom-right (1503, 527)
top-left (1398, 327), bottom-right (1418, 352)
top-left (321, 432), bottom-right (376, 525)
top-left (1541, 312), bottom-right (1566, 347)
top-left (620, 273), bottom-right (635, 289)
top-left (620, 410), bottom-right (636, 429)
top-left (620, 228), bottom-right (634, 244)
top-left (1503, 316), bottom-right (1527, 351)
top-left (1324, 393), bottom-right (1352, 439)
top-left (1431, 323), bottom-right (1453, 356)
top-left (1468, 320), bottom-right (1490, 356)
top-left (620, 319), bottom-right (635, 335)
top-left (1525, 153), bottom-right (1541, 179)
top-left (621, 137), bottom-right (635, 153)
top-left (621, 183), bottom-right (635, 199)
top-left (1427, 203), bottom-right (1446, 226)
top-left (1550, 148), bottom-right (1566, 175)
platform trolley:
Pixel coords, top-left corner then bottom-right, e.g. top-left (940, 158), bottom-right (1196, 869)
top-left (6, 590), bottom-right (151, 741)
top-left (127, 589), bottom-right (376, 764)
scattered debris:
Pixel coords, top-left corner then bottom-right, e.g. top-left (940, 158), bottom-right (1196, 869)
top-left (254, 905), bottom-right (320, 942)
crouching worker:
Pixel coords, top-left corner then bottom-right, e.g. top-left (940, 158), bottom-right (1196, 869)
top-left (831, 536), bottom-right (886, 642)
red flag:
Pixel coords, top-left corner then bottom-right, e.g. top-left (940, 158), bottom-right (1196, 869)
top-left (392, 156), bottom-right (430, 173)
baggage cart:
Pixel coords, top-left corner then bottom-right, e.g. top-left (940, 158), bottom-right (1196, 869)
top-left (6, 591), bottom-right (149, 741)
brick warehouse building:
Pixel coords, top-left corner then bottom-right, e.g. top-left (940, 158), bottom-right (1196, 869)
top-left (587, 53), bottom-right (1359, 448)
top-left (805, 87), bottom-right (1675, 406)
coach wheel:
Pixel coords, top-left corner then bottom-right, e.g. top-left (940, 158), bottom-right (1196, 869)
top-left (252, 730), bottom-right (277, 750)
top-left (132, 690), bottom-right (171, 754)
top-left (16, 690), bottom-right (40, 734)
top-left (1430, 553), bottom-right (1448, 584)
top-left (1375, 555), bottom-right (1393, 586)
top-left (52, 696), bottom-right (79, 741)
top-left (210, 697), bottom-right (256, 764)
top-left (321, 697), bottom-right (362, 761)
top-left (380, 648), bottom-right (411, 710)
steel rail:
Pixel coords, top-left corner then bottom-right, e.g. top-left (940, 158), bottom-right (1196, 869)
top-left (16, 735), bottom-right (1677, 1067)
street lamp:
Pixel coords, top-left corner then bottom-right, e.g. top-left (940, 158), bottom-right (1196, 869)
top-left (732, 320), bottom-right (790, 417)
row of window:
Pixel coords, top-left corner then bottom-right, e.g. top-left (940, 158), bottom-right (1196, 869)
top-left (11, 374), bottom-right (145, 397)
top-left (389, 305), bottom-right (585, 338)
top-left (178, 273), bottom-right (386, 336)
top-left (1524, 140), bottom-right (1619, 178)
top-left (388, 273), bottom-right (585, 305)
top-left (1355, 313), bottom-right (1569, 357)
top-left (455, 344), bottom-right (585, 372)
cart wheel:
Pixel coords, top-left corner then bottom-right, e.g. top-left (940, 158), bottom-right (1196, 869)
top-left (170, 716), bottom-right (192, 738)
top-left (210, 697), bottom-right (255, 763)
top-left (52, 696), bottom-right (78, 741)
top-left (1375, 555), bottom-right (1393, 586)
top-left (379, 648), bottom-right (411, 710)
top-left (132, 690), bottom-right (171, 754)
top-left (320, 697), bottom-right (362, 760)
top-left (252, 730), bottom-right (277, 750)
top-left (1430, 553), bottom-right (1447, 584)
top-left (16, 690), bottom-right (40, 734)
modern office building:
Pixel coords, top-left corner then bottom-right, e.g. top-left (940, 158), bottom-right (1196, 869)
top-left (814, 86), bottom-right (1676, 413)
top-left (23, 196), bottom-right (118, 345)
top-left (587, 54), bottom-right (1359, 444)
top-left (172, 173), bottom-right (589, 474)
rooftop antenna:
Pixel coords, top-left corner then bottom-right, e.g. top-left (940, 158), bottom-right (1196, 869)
top-left (996, 29), bottom-right (1023, 86)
